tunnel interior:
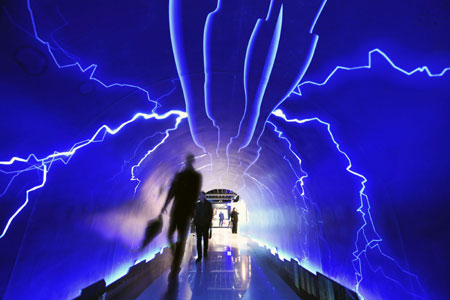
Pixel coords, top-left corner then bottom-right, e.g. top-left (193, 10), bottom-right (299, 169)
top-left (1, 1), bottom-right (449, 299)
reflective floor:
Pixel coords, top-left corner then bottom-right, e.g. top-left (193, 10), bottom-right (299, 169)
top-left (136, 229), bottom-right (300, 300)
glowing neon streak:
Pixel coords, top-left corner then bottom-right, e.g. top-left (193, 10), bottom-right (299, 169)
top-left (309, 0), bottom-right (328, 34)
top-left (0, 110), bottom-right (187, 238)
top-left (26, 0), bottom-right (166, 109)
top-left (1, 111), bottom-right (186, 168)
top-left (271, 108), bottom-right (426, 298)
top-left (243, 173), bottom-right (277, 211)
top-left (226, 0), bottom-right (281, 170)
top-left (266, 121), bottom-right (308, 198)
top-left (203, 0), bottom-right (224, 157)
top-left (227, 0), bottom-right (323, 174)
top-left (195, 163), bottom-right (212, 172)
top-left (0, 164), bottom-right (47, 239)
top-left (168, 0), bottom-right (209, 152)
top-left (0, 2), bottom-right (189, 239)
top-left (50, 7), bottom-right (82, 63)
top-left (0, 172), bottom-right (23, 198)
top-left (108, 132), bottom-right (165, 182)
top-left (3, 6), bottom-right (34, 38)
top-left (9, 2), bottom-right (440, 298)
top-left (268, 120), bottom-right (332, 278)
top-left (4, 5), bottom-right (81, 61)
top-left (294, 48), bottom-right (450, 96)
top-left (238, 3), bottom-right (283, 151)
top-left (238, 25), bottom-right (319, 182)
top-left (130, 113), bottom-right (187, 194)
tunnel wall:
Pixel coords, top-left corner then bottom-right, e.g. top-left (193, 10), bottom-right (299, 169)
top-left (1, 1), bottom-right (449, 300)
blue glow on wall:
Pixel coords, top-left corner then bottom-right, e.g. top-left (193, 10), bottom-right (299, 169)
top-left (0, 0), bottom-right (449, 299)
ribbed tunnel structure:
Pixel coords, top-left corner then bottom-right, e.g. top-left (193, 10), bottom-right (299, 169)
top-left (1, 1), bottom-right (449, 299)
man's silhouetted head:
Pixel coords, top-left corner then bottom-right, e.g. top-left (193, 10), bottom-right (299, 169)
top-left (185, 153), bottom-right (195, 168)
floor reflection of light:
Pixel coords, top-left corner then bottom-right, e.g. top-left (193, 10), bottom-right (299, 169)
top-left (241, 260), bottom-right (247, 281)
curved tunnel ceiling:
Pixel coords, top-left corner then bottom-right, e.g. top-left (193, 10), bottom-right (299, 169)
top-left (1, 0), bottom-right (449, 299)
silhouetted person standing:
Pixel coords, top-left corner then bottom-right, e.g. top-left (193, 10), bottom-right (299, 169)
top-left (194, 192), bottom-right (213, 262)
top-left (219, 211), bottom-right (224, 227)
top-left (230, 208), bottom-right (239, 234)
top-left (161, 154), bottom-right (202, 280)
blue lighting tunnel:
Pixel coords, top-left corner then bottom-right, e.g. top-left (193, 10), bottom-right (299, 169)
top-left (0, 0), bottom-right (449, 299)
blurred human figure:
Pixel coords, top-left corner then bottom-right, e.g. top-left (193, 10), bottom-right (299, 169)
top-left (219, 211), bottom-right (224, 227)
top-left (194, 192), bottom-right (213, 262)
top-left (230, 208), bottom-right (239, 234)
top-left (160, 154), bottom-right (202, 280)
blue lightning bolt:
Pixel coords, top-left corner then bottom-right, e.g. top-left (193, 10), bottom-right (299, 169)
top-left (241, 45), bottom-right (450, 293)
top-left (0, 164), bottom-right (48, 239)
top-left (50, 7), bottom-right (82, 63)
top-left (168, 0), bottom-right (216, 155)
top-left (292, 48), bottom-right (450, 96)
top-left (267, 120), bottom-right (332, 269)
top-left (108, 132), bottom-right (165, 183)
top-left (203, 0), bottom-right (224, 158)
top-left (0, 1), bottom-right (194, 239)
top-left (238, 0), bottom-right (283, 151)
top-left (271, 108), bottom-right (428, 299)
top-left (0, 110), bottom-right (187, 239)
top-left (225, 0), bottom-right (286, 174)
top-left (109, 131), bottom-right (209, 185)
top-left (242, 172), bottom-right (282, 213)
top-left (233, 0), bottom-right (322, 187)
top-left (309, 0), bottom-right (327, 34)
top-left (5, 2), bottom-right (447, 298)
top-left (26, 0), bottom-right (171, 109)
top-left (279, 48), bottom-right (450, 296)
top-left (130, 113), bottom-right (187, 195)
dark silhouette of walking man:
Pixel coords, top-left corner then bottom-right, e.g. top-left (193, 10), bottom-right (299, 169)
top-left (194, 192), bottom-right (213, 262)
top-left (219, 211), bottom-right (224, 227)
top-left (160, 154), bottom-right (202, 280)
top-left (230, 208), bottom-right (239, 234)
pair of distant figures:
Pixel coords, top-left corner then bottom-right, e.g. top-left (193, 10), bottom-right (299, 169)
top-left (218, 207), bottom-right (239, 233)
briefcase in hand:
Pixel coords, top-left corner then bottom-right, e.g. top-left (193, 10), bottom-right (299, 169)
top-left (141, 215), bottom-right (163, 248)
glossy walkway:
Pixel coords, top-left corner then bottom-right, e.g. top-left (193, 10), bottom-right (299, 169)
top-left (136, 229), bottom-right (300, 300)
